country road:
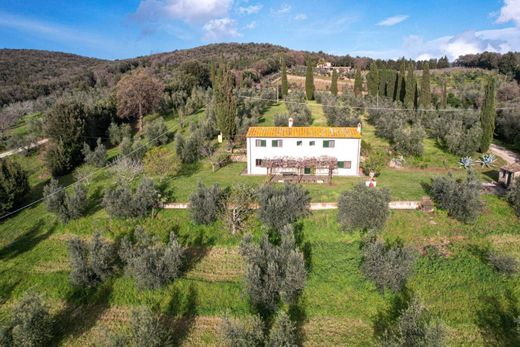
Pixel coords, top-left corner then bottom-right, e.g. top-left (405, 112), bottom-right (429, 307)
top-left (0, 138), bottom-right (49, 159)
top-left (490, 143), bottom-right (520, 165)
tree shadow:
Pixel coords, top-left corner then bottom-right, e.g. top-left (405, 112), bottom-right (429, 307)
top-left (50, 281), bottom-right (114, 346)
top-left (0, 219), bottom-right (56, 260)
top-left (85, 185), bottom-right (104, 216)
top-left (167, 283), bottom-right (198, 346)
top-left (178, 229), bottom-right (215, 276)
top-left (288, 301), bottom-right (307, 347)
top-left (475, 289), bottom-right (520, 347)
top-left (0, 276), bottom-right (21, 304)
top-left (293, 222), bottom-right (312, 272)
top-left (372, 287), bottom-right (414, 341)
top-left (178, 162), bottom-right (201, 178)
top-left (481, 169), bottom-right (499, 182)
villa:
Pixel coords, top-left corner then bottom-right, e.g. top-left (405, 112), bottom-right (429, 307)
top-left (246, 119), bottom-right (362, 182)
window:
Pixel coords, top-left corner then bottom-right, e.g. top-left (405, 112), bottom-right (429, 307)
top-left (309, 141), bottom-right (315, 146)
top-left (323, 140), bottom-right (335, 148)
top-left (255, 159), bottom-right (263, 166)
top-left (255, 139), bottom-right (266, 147)
top-left (272, 139), bottom-right (283, 147)
top-left (297, 140), bottom-right (303, 146)
top-left (304, 167), bottom-right (311, 175)
top-left (338, 161), bottom-right (352, 169)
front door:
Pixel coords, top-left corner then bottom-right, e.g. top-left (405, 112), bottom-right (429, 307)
top-left (507, 172), bottom-right (512, 187)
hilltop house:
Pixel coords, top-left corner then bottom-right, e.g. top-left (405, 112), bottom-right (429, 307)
top-left (246, 120), bottom-right (361, 180)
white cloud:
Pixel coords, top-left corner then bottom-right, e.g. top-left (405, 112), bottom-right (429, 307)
top-left (377, 15), bottom-right (408, 26)
top-left (135, 0), bottom-right (233, 23)
top-left (271, 3), bottom-right (291, 15)
top-left (294, 13), bottom-right (307, 21)
top-left (203, 17), bottom-right (240, 40)
top-left (245, 21), bottom-right (257, 29)
top-left (239, 4), bottom-right (262, 14)
top-left (497, 0), bottom-right (520, 27)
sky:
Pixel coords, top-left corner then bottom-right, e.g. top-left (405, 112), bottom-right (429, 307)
top-left (0, 0), bottom-right (519, 61)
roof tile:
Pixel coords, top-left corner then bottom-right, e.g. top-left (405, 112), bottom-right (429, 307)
top-left (246, 127), bottom-right (361, 139)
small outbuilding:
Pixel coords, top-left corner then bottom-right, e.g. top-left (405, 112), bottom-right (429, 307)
top-left (498, 162), bottom-right (520, 187)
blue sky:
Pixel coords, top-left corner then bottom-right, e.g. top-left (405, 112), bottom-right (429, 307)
top-left (0, 0), bottom-right (519, 60)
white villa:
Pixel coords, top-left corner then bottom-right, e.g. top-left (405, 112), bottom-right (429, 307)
top-left (246, 121), bottom-right (361, 180)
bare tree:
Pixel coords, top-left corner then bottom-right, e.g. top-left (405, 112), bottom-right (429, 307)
top-left (115, 69), bottom-right (164, 132)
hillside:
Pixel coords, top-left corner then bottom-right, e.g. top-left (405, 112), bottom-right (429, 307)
top-left (0, 49), bottom-right (106, 105)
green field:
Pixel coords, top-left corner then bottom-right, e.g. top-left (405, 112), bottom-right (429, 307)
top-left (1, 101), bottom-right (519, 346)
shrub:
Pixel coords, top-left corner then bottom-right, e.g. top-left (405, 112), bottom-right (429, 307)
top-left (488, 252), bottom-right (518, 276)
top-left (507, 180), bottom-right (520, 217)
top-left (430, 172), bottom-right (482, 223)
top-left (257, 184), bottom-right (310, 230)
top-left (43, 179), bottom-right (88, 222)
top-left (189, 182), bottom-right (226, 225)
top-left (222, 315), bottom-right (265, 347)
top-left (143, 147), bottom-right (181, 179)
top-left (337, 183), bottom-right (391, 232)
top-left (240, 225), bottom-right (306, 313)
top-left (363, 149), bottom-right (387, 176)
top-left (392, 126), bottom-right (425, 157)
top-left (108, 122), bottom-right (132, 146)
top-left (9, 293), bottom-right (53, 347)
top-left (267, 311), bottom-right (298, 347)
top-left (119, 227), bottom-right (184, 289)
top-left (68, 232), bottom-right (117, 288)
top-left (224, 184), bottom-right (257, 234)
top-left (103, 177), bottom-right (159, 219)
top-left (82, 138), bottom-right (107, 167)
top-left (0, 158), bottom-right (29, 215)
top-left (361, 237), bottom-right (416, 293)
top-left (144, 117), bottom-right (169, 146)
top-left (376, 295), bottom-right (446, 347)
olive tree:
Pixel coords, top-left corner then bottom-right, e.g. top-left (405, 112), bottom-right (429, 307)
top-left (103, 177), bottom-right (159, 219)
top-left (267, 311), bottom-right (298, 347)
top-left (43, 179), bottom-right (88, 222)
top-left (189, 182), bottom-right (226, 225)
top-left (222, 315), bottom-right (264, 347)
top-left (82, 138), bottom-right (107, 167)
top-left (257, 184), bottom-right (310, 230)
top-left (119, 227), bottom-right (184, 289)
top-left (361, 237), bottom-right (416, 293)
top-left (337, 183), bottom-right (391, 232)
top-left (224, 184), bottom-right (257, 235)
top-left (143, 117), bottom-right (169, 146)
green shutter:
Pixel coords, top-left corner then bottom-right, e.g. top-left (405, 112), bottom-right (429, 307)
top-left (338, 161), bottom-right (344, 168)
top-left (323, 140), bottom-right (329, 148)
top-left (272, 140), bottom-right (278, 147)
top-left (261, 140), bottom-right (266, 147)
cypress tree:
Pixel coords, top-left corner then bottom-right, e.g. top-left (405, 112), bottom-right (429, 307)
top-left (404, 62), bottom-right (415, 109)
top-left (281, 57), bottom-right (289, 97)
top-left (214, 64), bottom-right (237, 147)
top-left (480, 76), bottom-right (496, 152)
top-left (378, 69), bottom-right (387, 97)
top-left (419, 62), bottom-right (431, 109)
top-left (367, 62), bottom-right (379, 96)
top-left (396, 60), bottom-right (406, 102)
top-left (354, 68), bottom-right (363, 97)
top-left (305, 61), bottom-right (314, 100)
top-left (440, 79), bottom-right (447, 109)
top-left (387, 70), bottom-right (397, 101)
top-left (330, 69), bottom-right (338, 96)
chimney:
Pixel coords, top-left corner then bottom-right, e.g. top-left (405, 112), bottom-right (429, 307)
top-left (288, 117), bottom-right (294, 128)
top-left (356, 122), bottom-right (362, 134)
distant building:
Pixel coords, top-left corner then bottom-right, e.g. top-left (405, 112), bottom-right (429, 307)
top-left (499, 163), bottom-right (520, 187)
top-left (316, 62), bottom-right (353, 74)
top-left (246, 120), bottom-right (361, 179)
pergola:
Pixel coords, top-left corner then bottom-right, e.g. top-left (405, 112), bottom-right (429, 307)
top-left (260, 156), bottom-right (338, 184)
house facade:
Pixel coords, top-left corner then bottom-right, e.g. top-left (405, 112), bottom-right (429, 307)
top-left (246, 125), bottom-right (361, 177)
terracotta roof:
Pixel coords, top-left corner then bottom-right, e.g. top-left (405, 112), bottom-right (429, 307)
top-left (501, 162), bottom-right (520, 173)
top-left (246, 127), bottom-right (361, 139)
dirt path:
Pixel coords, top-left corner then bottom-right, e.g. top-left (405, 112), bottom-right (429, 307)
top-left (0, 138), bottom-right (48, 159)
top-left (490, 143), bottom-right (520, 165)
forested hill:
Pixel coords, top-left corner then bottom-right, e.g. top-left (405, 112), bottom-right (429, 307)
top-left (0, 49), bottom-right (106, 105)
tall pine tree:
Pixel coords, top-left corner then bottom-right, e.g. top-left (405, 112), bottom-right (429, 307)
top-left (396, 60), bottom-right (406, 102)
top-left (281, 57), bottom-right (289, 97)
top-left (354, 68), bottom-right (363, 97)
top-left (214, 64), bottom-right (237, 149)
top-left (419, 62), bottom-right (431, 109)
top-left (305, 61), bottom-right (314, 100)
top-left (404, 62), bottom-right (416, 109)
top-left (480, 75), bottom-right (496, 152)
top-left (367, 62), bottom-right (379, 96)
top-left (330, 69), bottom-right (338, 96)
